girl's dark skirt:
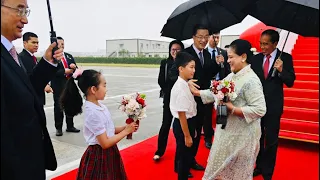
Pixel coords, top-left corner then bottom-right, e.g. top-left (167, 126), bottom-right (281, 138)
top-left (76, 144), bottom-right (127, 180)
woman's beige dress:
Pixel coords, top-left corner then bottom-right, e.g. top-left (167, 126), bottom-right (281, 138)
top-left (201, 65), bottom-right (267, 180)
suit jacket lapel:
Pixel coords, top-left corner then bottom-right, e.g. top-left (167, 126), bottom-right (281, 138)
top-left (256, 53), bottom-right (265, 80)
top-left (1, 44), bottom-right (34, 94)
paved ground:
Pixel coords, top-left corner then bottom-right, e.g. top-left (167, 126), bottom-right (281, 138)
top-left (45, 66), bottom-right (164, 179)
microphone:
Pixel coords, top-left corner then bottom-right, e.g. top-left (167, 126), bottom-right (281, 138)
top-left (217, 49), bottom-right (224, 68)
top-left (271, 67), bottom-right (277, 77)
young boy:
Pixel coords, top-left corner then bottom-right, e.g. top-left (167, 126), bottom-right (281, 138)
top-left (170, 52), bottom-right (197, 180)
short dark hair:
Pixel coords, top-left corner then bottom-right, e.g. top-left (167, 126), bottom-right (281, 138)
top-left (175, 52), bottom-right (195, 68)
top-left (261, 29), bottom-right (279, 43)
top-left (224, 45), bottom-right (230, 48)
top-left (211, 31), bottom-right (220, 35)
top-left (192, 24), bottom-right (210, 36)
top-left (168, 40), bottom-right (184, 59)
top-left (23, 32), bottom-right (38, 42)
top-left (57, 36), bottom-right (64, 40)
top-left (229, 39), bottom-right (253, 64)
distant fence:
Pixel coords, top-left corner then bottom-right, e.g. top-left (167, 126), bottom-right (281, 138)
top-left (74, 57), bottom-right (163, 64)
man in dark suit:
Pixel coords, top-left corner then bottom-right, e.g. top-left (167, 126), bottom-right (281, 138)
top-left (19, 32), bottom-right (53, 106)
top-left (51, 36), bottom-right (80, 136)
top-left (169, 24), bottom-right (223, 173)
top-left (251, 29), bottom-right (295, 180)
top-left (1, 0), bottom-right (64, 179)
top-left (204, 32), bottom-right (231, 149)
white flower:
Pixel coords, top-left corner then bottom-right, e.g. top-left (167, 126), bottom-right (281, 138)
top-left (123, 95), bottom-right (133, 101)
top-left (217, 91), bottom-right (224, 101)
top-left (229, 92), bottom-right (238, 101)
top-left (119, 105), bottom-right (126, 112)
top-left (250, 48), bottom-right (257, 52)
top-left (217, 84), bottom-right (224, 90)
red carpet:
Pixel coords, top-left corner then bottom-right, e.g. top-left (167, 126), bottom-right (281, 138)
top-left (52, 131), bottom-right (319, 180)
top-left (279, 36), bottom-right (319, 143)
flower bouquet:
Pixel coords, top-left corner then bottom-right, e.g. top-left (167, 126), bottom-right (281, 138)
top-left (210, 79), bottom-right (237, 129)
top-left (119, 93), bottom-right (147, 139)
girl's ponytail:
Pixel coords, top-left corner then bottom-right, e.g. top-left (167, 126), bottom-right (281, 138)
top-left (60, 70), bottom-right (84, 117)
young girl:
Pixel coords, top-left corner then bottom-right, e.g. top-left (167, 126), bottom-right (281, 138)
top-left (60, 69), bottom-right (138, 180)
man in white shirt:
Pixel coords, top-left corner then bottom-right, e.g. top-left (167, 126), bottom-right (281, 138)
top-left (170, 52), bottom-right (197, 179)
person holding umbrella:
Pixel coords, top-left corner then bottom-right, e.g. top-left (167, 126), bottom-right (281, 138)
top-left (251, 29), bottom-right (295, 180)
top-left (1, 0), bottom-right (64, 179)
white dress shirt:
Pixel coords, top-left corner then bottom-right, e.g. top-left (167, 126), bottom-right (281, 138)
top-left (207, 46), bottom-right (218, 58)
top-left (83, 101), bottom-right (115, 146)
top-left (170, 76), bottom-right (197, 119)
top-left (192, 44), bottom-right (203, 59)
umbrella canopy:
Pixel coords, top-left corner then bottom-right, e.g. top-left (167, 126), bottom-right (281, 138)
top-left (161, 0), bottom-right (253, 40)
top-left (245, 0), bottom-right (319, 37)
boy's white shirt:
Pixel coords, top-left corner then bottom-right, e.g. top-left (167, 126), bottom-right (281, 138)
top-left (169, 76), bottom-right (197, 119)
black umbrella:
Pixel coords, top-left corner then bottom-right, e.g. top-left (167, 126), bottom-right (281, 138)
top-left (244, 0), bottom-right (319, 77)
top-left (245, 0), bottom-right (319, 37)
top-left (161, 0), bottom-right (253, 40)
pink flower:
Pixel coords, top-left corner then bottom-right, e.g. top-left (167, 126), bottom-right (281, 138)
top-left (72, 68), bottom-right (83, 79)
top-left (217, 91), bottom-right (224, 101)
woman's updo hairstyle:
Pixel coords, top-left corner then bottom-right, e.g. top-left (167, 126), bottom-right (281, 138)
top-left (229, 39), bottom-right (254, 64)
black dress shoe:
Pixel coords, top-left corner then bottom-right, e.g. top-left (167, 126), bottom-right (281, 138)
top-left (205, 142), bottom-right (212, 149)
top-left (191, 163), bottom-right (205, 171)
top-left (66, 127), bottom-right (80, 133)
top-left (253, 168), bottom-right (262, 177)
top-left (56, 129), bottom-right (63, 136)
top-left (174, 170), bottom-right (193, 178)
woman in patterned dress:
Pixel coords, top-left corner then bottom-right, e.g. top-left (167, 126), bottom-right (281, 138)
top-left (189, 39), bottom-right (267, 180)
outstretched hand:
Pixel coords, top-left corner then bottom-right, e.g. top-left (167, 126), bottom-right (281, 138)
top-left (188, 79), bottom-right (200, 96)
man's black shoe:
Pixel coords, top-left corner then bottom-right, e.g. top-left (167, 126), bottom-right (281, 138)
top-left (205, 142), bottom-right (212, 149)
top-left (174, 170), bottom-right (193, 178)
top-left (253, 168), bottom-right (262, 177)
top-left (66, 127), bottom-right (80, 133)
top-left (56, 129), bottom-right (63, 136)
top-left (191, 162), bottom-right (205, 171)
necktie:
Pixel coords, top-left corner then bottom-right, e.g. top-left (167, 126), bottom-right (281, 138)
top-left (199, 52), bottom-right (204, 67)
top-left (32, 55), bottom-right (37, 64)
top-left (9, 46), bottom-right (20, 66)
top-left (212, 49), bottom-right (216, 59)
top-left (264, 54), bottom-right (271, 79)
top-left (61, 57), bottom-right (68, 69)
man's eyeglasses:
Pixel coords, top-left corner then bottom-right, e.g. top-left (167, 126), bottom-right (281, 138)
top-left (1, 5), bottom-right (30, 17)
top-left (194, 35), bottom-right (209, 41)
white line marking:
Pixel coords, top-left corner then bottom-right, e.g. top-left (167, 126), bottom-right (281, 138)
top-left (102, 74), bottom-right (157, 79)
top-left (44, 88), bottom-right (160, 111)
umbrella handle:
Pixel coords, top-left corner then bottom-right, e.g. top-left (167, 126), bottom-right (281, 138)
top-left (272, 31), bottom-right (290, 77)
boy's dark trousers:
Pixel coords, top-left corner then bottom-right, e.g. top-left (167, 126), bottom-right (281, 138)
top-left (173, 116), bottom-right (196, 180)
